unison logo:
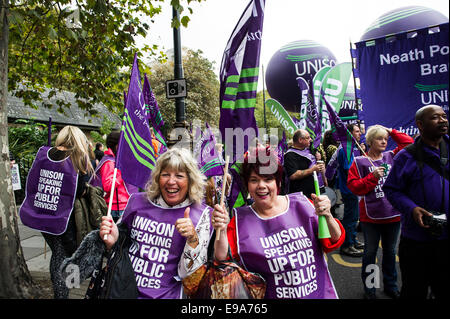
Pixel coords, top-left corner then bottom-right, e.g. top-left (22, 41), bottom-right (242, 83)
top-left (294, 58), bottom-right (337, 77)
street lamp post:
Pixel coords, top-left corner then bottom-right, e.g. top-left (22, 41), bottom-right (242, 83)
top-left (169, 6), bottom-right (189, 148)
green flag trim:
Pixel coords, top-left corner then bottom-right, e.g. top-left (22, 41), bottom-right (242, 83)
top-left (122, 110), bottom-right (156, 170)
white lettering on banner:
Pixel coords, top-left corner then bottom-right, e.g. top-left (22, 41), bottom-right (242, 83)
top-left (379, 49), bottom-right (425, 65)
top-left (295, 59), bottom-right (336, 77)
top-left (429, 45), bottom-right (449, 57)
top-left (420, 63), bottom-right (449, 76)
top-left (129, 215), bottom-right (176, 289)
top-left (259, 226), bottom-right (319, 298)
top-left (33, 169), bottom-right (65, 212)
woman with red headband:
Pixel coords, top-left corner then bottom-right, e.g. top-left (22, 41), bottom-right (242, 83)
top-left (212, 146), bottom-right (345, 299)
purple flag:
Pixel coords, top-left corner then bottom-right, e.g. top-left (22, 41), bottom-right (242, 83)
top-left (298, 77), bottom-right (322, 149)
top-left (277, 130), bottom-right (288, 165)
top-left (116, 54), bottom-right (156, 189)
top-left (219, 0), bottom-right (266, 164)
top-left (323, 96), bottom-right (355, 164)
top-left (193, 123), bottom-right (224, 177)
top-left (143, 74), bottom-right (167, 154)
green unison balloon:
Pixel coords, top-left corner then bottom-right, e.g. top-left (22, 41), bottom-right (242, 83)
top-left (265, 40), bottom-right (338, 113)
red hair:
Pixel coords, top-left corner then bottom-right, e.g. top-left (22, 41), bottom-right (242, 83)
top-left (241, 146), bottom-right (283, 194)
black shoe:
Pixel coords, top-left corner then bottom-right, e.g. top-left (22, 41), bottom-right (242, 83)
top-left (354, 240), bottom-right (364, 250)
top-left (364, 291), bottom-right (377, 299)
top-left (340, 246), bottom-right (363, 257)
top-left (384, 289), bottom-right (400, 299)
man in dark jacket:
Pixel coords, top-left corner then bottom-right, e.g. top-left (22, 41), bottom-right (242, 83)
top-left (383, 104), bottom-right (449, 299)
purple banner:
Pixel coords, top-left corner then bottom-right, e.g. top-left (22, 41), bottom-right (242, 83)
top-left (354, 23), bottom-right (449, 150)
top-left (143, 74), bottom-right (167, 154)
top-left (323, 96), bottom-right (355, 164)
top-left (193, 123), bottom-right (224, 177)
top-left (116, 54), bottom-right (156, 189)
top-left (219, 0), bottom-right (266, 164)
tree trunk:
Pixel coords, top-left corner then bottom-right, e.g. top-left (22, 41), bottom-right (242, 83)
top-left (0, 0), bottom-right (39, 298)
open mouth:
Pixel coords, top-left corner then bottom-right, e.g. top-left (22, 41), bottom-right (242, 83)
top-left (166, 189), bottom-right (179, 194)
top-left (256, 191), bottom-right (270, 198)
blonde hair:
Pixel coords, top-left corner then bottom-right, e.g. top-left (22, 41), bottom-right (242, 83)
top-left (55, 125), bottom-right (94, 175)
top-left (146, 147), bottom-right (206, 205)
top-left (365, 125), bottom-right (389, 147)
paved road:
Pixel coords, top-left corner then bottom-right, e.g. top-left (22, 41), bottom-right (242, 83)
top-left (18, 215), bottom-right (89, 299)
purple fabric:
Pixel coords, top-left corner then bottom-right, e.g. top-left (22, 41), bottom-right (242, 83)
top-left (121, 193), bottom-right (212, 299)
top-left (323, 97), bottom-right (355, 164)
top-left (383, 136), bottom-right (449, 242)
top-left (116, 54), bottom-right (156, 189)
top-left (235, 192), bottom-right (338, 299)
top-left (298, 77), bottom-right (322, 150)
top-left (354, 152), bottom-right (400, 219)
top-left (193, 122), bottom-right (224, 177)
top-left (219, 0), bottom-right (265, 164)
top-left (19, 146), bottom-right (78, 235)
top-left (277, 131), bottom-right (288, 165)
top-left (143, 74), bottom-right (167, 154)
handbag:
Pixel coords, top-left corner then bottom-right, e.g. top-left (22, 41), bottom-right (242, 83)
top-left (182, 259), bottom-right (266, 299)
top-left (84, 256), bottom-right (107, 299)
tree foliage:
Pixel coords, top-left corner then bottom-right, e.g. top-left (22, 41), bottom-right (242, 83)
top-left (8, 119), bottom-right (55, 160)
top-left (8, 0), bottom-right (204, 116)
top-left (146, 48), bottom-right (220, 134)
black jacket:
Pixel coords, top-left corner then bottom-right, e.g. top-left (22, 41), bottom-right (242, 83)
top-left (60, 223), bottom-right (138, 299)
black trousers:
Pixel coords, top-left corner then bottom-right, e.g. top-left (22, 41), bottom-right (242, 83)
top-left (398, 236), bottom-right (449, 299)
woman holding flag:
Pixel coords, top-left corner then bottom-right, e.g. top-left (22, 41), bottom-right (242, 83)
top-left (89, 131), bottom-right (138, 222)
top-left (96, 147), bottom-right (213, 298)
top-left (347, 125), bottom-right (413, 299)
top-left (212, 146), bottom-right (345, 299)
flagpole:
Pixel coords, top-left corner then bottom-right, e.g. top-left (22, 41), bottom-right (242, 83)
top-left (349, 40), bottom-right (362, 132)
top-left (262, 64), bottom-right (267, 131)
top-left (103, 167), bottom-right (118, 240)
top-left (344, 126), bottom-right (376, 168)
top-left (216, 155), bottom-right (230, 241)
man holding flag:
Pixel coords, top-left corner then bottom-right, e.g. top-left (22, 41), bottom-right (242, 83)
top-left (284, 129), bottom-right (326, 199)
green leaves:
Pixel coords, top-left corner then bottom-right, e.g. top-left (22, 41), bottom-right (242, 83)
top-left (8, 0), bottom-right (205, 119)
top-left (148, 48), bottom-right (219, 133)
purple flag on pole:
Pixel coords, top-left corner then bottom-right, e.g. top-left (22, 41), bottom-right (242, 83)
top-left (323, 96), bottom-right (355, 164)
top-left (116, 54), bottom-right (156, 189)
top-left (219, 0), bottom-right (266, 164)
top-left (277, 130), bottom-right (288, 165)
top-left (193, 123), bottom-right (224, 177)
top-left (298, 77), bottom-right (322, 149)
top-left (143, 74), bottom-right (167, 154)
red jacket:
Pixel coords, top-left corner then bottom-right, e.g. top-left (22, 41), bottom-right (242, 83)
top-left (100, 148), bottom-right (131, 211)
top-left (347, 129), bottom-right (414, 224)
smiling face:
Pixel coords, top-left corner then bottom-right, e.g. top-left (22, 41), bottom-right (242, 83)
top-left (247, 171), bottom-right (278, 209)
top-left (159, 168), bottom-right (189, 206)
